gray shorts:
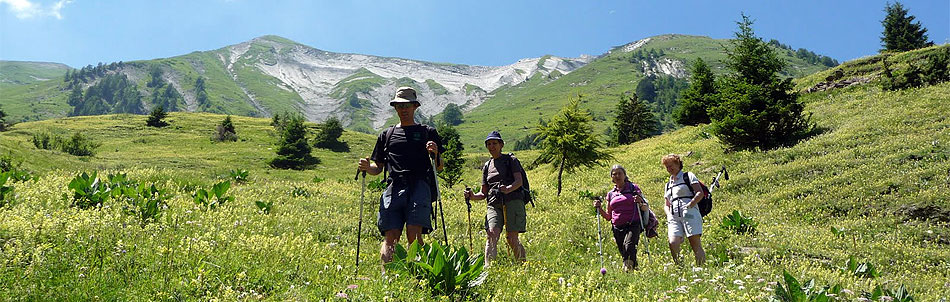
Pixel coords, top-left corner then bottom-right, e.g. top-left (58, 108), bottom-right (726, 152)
top-left (667, 206), bottom-right (703, 240)
top-left (485, 199), bottom-right (527, 233)
top-left (377, 178), bottom-right (432, 235)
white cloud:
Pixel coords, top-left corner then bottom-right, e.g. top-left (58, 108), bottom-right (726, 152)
top-left (0, 0), bottom-right (72, 19)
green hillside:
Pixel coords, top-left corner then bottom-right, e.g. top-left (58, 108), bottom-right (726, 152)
top-left (1, 46), bottom-right (948, 300)
top-left (455, 34), bottom-right (835, 149)
top-left (0, 61), bottom-right (71, 88)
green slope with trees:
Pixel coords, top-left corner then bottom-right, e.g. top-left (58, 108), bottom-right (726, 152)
top-left (454, 34), bottom-right (836, 150)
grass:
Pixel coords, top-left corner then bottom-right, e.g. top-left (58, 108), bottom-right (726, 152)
top-left (1, 73), bottom-right (949, 300)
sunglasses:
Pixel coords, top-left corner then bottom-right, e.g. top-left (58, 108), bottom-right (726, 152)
top-left (393, 103), bottom-right (415, 109)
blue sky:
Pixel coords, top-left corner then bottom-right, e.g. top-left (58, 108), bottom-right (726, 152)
top-left (1, 0), bottom-right (947, 68)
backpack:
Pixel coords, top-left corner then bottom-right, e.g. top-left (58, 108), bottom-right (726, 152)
top-left (683, 172), bottom-right (713, 217)
top-left (482, 153), bottom-right (534, 207)
top-left (380, 124), bottom-right (439, 203)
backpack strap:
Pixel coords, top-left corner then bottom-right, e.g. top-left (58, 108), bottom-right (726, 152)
top-left (684, 172), bottom-right (695, 195)
top-left (381, 125), bottom-right (397, 181)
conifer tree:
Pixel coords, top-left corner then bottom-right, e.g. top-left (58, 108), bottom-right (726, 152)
top-left (269, 114), bottom-right (318, 169)
top-left (213, 115), bottom-right (238, 142)
top-left (534, 97), bottom-right (612, 196)
top-left (881, 2), bottom-right (933, 52)
top-left (440, 103), bottom-right (464, 126)
top-left (610, 93), bottom-right (657, 145)
top-left (435, 122), bottom-right (465, 188)
top-left (313, 116), bottom-right (347, 151)
top-left (146, 106), bottom-right (169, 128)
top-left (709, 14), bottom-right (810, 150)
top-left (674, 58), bottom-right (717, 125)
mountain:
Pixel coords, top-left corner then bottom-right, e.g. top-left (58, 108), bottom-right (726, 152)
top-left (0, 35), bottom-right (591, 132)
top-left (0, 34), bottom-right (835, 140)
top-left (453, 34), bottom-right (837, 149)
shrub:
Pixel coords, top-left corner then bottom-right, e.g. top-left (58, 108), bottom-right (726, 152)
top-left (385, 241), bottom-right (486, 297)
top-left (60, 132), bottom-right (100, 156)
top-left (721, 210), bottom-right (757, 235)
top-left (212, 115), bottom-right (238, 142)
top-left (146, 106), bottom-right (169, 128)
top-left (193, 181), bottom-right (234, 209)
top-left (31, 131), bottom-right (60, 150)
top-left (922, 48), bottom-right (950, 86)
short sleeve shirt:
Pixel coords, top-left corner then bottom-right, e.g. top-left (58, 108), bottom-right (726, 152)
top-left (483, 154), bottom-right (524, 187)
top-left (370, 124), bottom-right (444, 177)
top-left (606, 181), bottom-right (642, 226)
top-left (664, 171), bottom-right (699, 203)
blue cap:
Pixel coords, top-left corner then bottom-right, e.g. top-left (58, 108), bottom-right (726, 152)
top-left (485, 130), bottom-right (503, 143)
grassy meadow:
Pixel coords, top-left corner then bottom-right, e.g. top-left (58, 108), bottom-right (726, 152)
top-left (1, 65), bottom-right (950, 301)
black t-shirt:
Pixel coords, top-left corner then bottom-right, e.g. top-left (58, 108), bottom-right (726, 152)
top-left (370, 124), bottom-right (444, 177)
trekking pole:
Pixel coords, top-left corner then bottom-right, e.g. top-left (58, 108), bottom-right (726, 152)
top-left (354, 169), bottom-right (366, 277)
top-left (430, 156), bottom-right (448, 245)
top-left (465, 187), bottom-right (474, 251)
top-left (595, 197), bottom-right (605, 275)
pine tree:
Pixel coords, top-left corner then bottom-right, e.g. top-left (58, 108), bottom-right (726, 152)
top-left (440, 103), bottom-right (464, 126)
top-left (269, 114), bottom-right (318, 169)
top-left (435, 122), bottom-right (465, 188)
top-left (881, 2), bottom-right (933, 52)
top-left (195, 77), bottom-right (210, 110)
top-left (610, 93), bottom-right (658, 145)
top-left (213, 115), bottom-right (238, 142)
top-left (313, 116), bottom-right (347, 151)
top-left (146, 106), bottom-right (169, 128)
top-left (534, 97), bottom-right (612, 196)
top-left (709, 14), bottom-right (811, 150)
top-left (674, 58), bottom-right (717, 125)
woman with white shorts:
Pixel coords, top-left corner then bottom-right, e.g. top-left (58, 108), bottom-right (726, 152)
top-left (662, 154), bottom-right (706, 266)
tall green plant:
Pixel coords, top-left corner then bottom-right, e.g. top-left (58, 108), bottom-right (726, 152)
top-left (534, 97), bottom-right (612, 196)
top-left (0, 173), bottom-right (14, 208)
top-left (68, 172), bottom-right (110, 209)
top-left (720, 210), bottom-right (757, 235)
top-left (771, 271), bottom-right (841, 302)
top-left (385, 241), bottom-right (486, 297)
top-left (193, 181), bottom-right (234, 209)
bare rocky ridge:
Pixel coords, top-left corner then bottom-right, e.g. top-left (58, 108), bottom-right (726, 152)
top-left (226, 36), bottom-right (594, 128)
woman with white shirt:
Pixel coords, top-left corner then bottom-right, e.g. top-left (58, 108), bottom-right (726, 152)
top-left (662, 154), bottom-right (705, 266)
